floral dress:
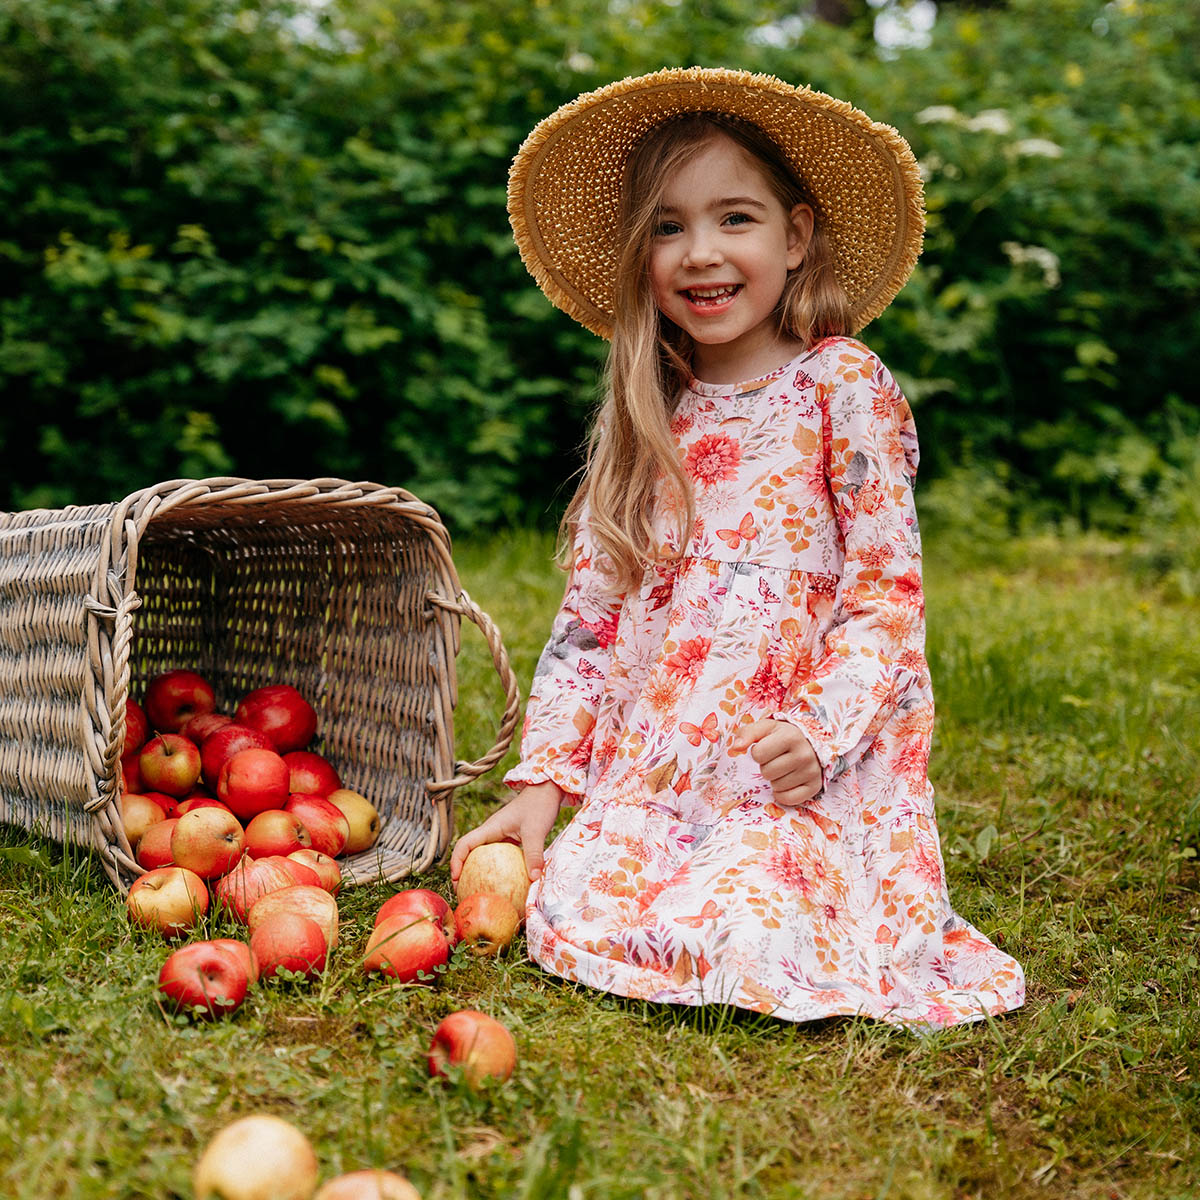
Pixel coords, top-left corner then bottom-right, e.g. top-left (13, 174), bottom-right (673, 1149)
top-left (504, 337), bottom-right (1025, 1029)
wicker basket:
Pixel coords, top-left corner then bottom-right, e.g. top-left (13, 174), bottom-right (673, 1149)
top-left (0, 477), bottom-right (519, 893)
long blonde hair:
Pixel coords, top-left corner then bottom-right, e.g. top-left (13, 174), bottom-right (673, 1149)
top-left (563, 112), bottom-right (852, 592)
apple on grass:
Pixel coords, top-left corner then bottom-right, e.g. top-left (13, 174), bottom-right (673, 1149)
top-left (214, 855), bottom-right (295, 923)
top-left (170, 806), bottom-right (245, 879)
top-left (428, 1010), bottom-right (517, 1087)
top-left (136, 817), bottom-right (178, 870)
top-left (200, 723), bottom-right (274, 792)
top-left (209, 937), bottom-right (259, 986)
top-left (244, 809), bottom-right (311, 859)
top-left (314, 1171), bottom-right (422, 1200)
top-left (126, 866), bottom-right (209, 938)
top-left (158, 940), bottom-right (249, 1018)
top-left (218, 747), bottom-right (290, 820)
top-left (123, 697), bottom-right (149, 758)
top-left (193, 1114), bottom-right (318, 1200)
top-left (273, 855), bottom-right (323, 889)
top-left (144, 668), bottom-right (216, 733)
top-left (455, 842), bottom-right (531, 918)
top-left (284, 793), bottom-right (349, 858)
top-left (326, 788), bottom-right (381, 854)
top-left (376, 888), bottom-right (456, 944)
top-left (286, 848), bottom-right (342, 895)
top-left (454, 892), bottom-right (521, 957)
top-left (250, 911), bottom-right (328, 980)
top-left (139, 733), bottom-right (202, 798)
top-left (235, 684), bottom-right (318, 755)
top-left (283, 750), bottom-right (340, 797)
top-left (121, 792), bottom-right (165, 849)
top-left (248, 885), bottom-right (338, 951)
top-left (362, 913), bottom-right (449, 983)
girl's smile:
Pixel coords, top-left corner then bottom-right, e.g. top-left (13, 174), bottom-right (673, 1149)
top-left (649, 135), bottom-right (813, 384)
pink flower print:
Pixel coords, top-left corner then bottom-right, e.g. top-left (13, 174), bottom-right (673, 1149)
top-left (745, 654), bottom-right (785, 709)
top-left (663, 637), bottom-right (711, 683)
top-left (763, 843), bottom-right (816, 900)
top-left (684, 433), bottom-right (741, 487)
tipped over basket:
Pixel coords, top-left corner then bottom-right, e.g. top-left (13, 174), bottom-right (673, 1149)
top-left (0, 477), bottom-right (519, 892)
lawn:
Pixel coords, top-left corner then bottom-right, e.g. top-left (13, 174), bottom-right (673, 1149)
top-left (0, 529), bottom-right (1195, 1199)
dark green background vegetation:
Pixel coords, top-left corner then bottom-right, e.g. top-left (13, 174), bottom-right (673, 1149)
top-left (2, 0), bottom-right (1198, 542)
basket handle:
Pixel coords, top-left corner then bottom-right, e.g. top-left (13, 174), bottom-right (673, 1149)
top-left (425, 590), bottom-right (521, 795)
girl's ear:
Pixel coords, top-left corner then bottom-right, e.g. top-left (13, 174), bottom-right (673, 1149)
top-left (785, 203), bottom-right (815, 270)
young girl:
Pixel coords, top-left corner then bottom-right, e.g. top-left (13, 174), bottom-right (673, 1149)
top-left (452, 67), bottom-right (1025, 1029)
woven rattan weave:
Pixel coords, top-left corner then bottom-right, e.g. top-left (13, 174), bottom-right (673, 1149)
top-left (0, 477), bottom-right (518, 892)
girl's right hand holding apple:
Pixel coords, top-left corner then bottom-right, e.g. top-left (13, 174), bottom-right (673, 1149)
top-left (450, 781), bottom-right (564, 885)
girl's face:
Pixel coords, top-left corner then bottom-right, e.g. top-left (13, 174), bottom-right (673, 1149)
top-left (648, 134), bottom-right (813, 384)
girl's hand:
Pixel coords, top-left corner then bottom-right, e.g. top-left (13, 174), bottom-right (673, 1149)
top-left (449, 781), bottom-right (565, 885)
top-left (732, 720), bottom-right (822, 807)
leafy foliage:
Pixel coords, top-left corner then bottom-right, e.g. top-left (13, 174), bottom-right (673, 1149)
top-left (0, 0), bottom-right (1196, 531)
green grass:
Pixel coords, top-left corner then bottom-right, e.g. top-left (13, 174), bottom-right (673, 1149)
top-left (0, 529), bottom-right (1197, 1198)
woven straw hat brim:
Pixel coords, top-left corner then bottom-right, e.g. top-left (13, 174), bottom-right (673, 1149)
top-left (508, 66), bottom-right (925, 338)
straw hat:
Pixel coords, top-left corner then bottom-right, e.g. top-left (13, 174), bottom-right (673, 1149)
top-left (508, 66), bottom-right (925, 337)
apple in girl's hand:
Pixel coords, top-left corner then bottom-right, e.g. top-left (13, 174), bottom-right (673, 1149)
top-left (250, 911), bottom-right (328, 980)
top-left (170, 806), bottom-right (245, 879)
top-left (218, 747), bottom-right (290, 820)
top-left (326, 788), bottom-right (381, 854)
top-left (235, 684), bottom-right (318, 754)
top-left (455, 842), bottom-right (531, 917)
top-left (181, 711), bottom-right (233, 744)
top-left (158, 940), bottom-right (249, 1017)
top-left (282, 750), bottom-right (340, 797)
top-left (193, 1114), bottom-right (318, 1200)
top-left (214, 854), bottom-right (295, 923)
top-left (363, 913), bottom-right (449, 982)
top-left (284, 793), bottom-right (349, 857)
top-left (144, 669), bottom-right (215, 733)
top-left (428, 1010), bottom-right (516, 1087)
top-left (244, 809), bottom-right (311, 859)
top-left (376, 888), bottom-right (456, 943)
top-left (139, 733), bottom-right (202, 798)
top-left (200, 723), bottom-right (274, 791)
top-left (248, 885), bottom-right (338, 950)
top-left (136, 817), bottom-right (178, 870)
top-left (126, 866), bottom-right (209, 938)
top-left (286, 848), bottom-right (342, 895)
top-left (454, 892), bottom-right (521, 957)
top-left (123, 698), bottom-right (149, 758)
top-left (121, 792), bottom-right (165, 848)
top-left (209, 937), bottom-right (259, 986)
top-left (272, 854), bottom-right (323, 888)
top-left (314, 1171), bottom-right (422, 1200)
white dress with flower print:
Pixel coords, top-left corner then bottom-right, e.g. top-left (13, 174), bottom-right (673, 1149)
top-left (504, 337), bottom-right (1025, 1028)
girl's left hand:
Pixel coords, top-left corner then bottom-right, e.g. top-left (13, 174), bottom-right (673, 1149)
top-left (732, 720), bottom-right (822, 807)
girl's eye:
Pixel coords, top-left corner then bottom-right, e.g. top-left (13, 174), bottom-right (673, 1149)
top-left (654, 220), bottom-right (682, 237)
top-left (724, 211), bottom-right (753, 227)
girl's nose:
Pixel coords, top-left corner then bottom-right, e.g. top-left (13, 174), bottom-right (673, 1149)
top-left (681, 230), bottom-right (723, 269)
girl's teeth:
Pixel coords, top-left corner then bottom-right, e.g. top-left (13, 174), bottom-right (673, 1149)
top-left (687, 286), bottom-right (739, 304)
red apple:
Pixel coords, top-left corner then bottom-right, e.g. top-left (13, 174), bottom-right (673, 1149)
top-left (136, 817), bottom-right (178, 870)
top-left (235, 684), bottom-right (318, 754)
top-left (170, 806), bottom-right (245, 879)
top-left (455, 842), bottom-right (531, 918)
top-left (282, 750), bottom-right (340, 797)
top-left (314, 1171), bottom-right (422, 1200)
top-left (214, 854), bottom-right (295, 923)
top-left (326, 788), bottom-right (381, 854)
top-left (285, 848), bottom-right (341, 895)
top-left (218, 747), bottom-right (290, 820)
top-left (123, 697), bottom-right (149, 758)
top-left (250, 911), bottom-right (327, 980)
top-left (284, 793), bottom-right (348, 857)
top-left (144, 669), bottom-right (215, 733)
top-left (176, 795), bottom-right (231, 816)
top-left (181, 711), bottom-right (234, 744)
top-left (248, 885), bottom-right (338, 950)
top-left (158, 940), bottom-right (249, 1017)
top-left (272, 855), bottom-right (323, 888)
top-left (375, 888), bottom-right (456, 943)
top-left (209, 937), bottom-right (259, 986)
top-left (139, 733), bottom-right (202, 798)
top-left (121, 792), bottom-right (165, 848)
top-left (126, 866), bottom-right (209, 938)
top-left (362, 913), bottom-right (449, 982)
top-left (244, 809), bottom-right (311, 859)
top-left (121, 754), bottom-right (144, 794)
top-left (200, 723), bottom-right (274, 791)
top-left (428, 1010), bottom-right (516, 1087)
top-left (454, 892), bottom-right (521, 957)
top-left (193, 1115), bottom-right (318, 1200)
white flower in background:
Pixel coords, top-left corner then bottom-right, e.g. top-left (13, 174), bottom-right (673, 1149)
top-left (1002, 241), bottom-right (1062, 288)
top-left (964, 109), bottom-right (1013, 135)
top-left (915, 105), bottom-right (962, 125)
top-left (566, 51), bottom-right (595, 72)
top-left (1012, 138), bottom-right (1064, 158)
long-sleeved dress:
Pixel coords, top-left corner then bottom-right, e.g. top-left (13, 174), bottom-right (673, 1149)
top-left (504, 337), bottom-right (1025, 1028)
